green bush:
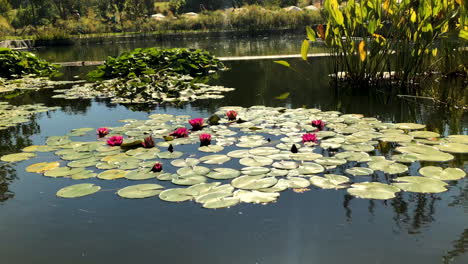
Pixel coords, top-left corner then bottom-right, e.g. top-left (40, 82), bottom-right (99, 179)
top-left (0, 48), bottom-right (59, 79)
top-left (88, 47), bottom-right (226, 80)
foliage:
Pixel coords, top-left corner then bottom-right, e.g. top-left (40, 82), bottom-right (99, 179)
top-left (0, 48), bottom-right (59, 79)
top-left (87, 47), bottom-right (226, 80)
top-left (301, 0), bottom-right (467, 87)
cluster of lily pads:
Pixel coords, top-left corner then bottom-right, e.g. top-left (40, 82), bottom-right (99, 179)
top-left (51, 72), bottom-right (235, 104)
top-left (1, 106), bottom-right (467, 209)
top-left (0, 76), bottom-right (82, 95)
top-left (0, 101), bottom-right (59, 131)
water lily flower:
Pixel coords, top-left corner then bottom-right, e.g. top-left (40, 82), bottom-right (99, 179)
top-left (151, 162), bottom-right (163, 173)
top-left (311, 120), bottom-right (325, 131)
top-left (169, 127), bottom-right (189, 138)
top-left (199, 133), bottom-right (212, 146)
top-left (142, 136), bottom-right (155, 148)
top-left (189, 118), bottom-right (204, 131)
top-left (226, 110), bottom-right (238, 121)
top-left (107, 135), bottom-right (123, 146)
top-left (302, 133), bottom-right (318, 143)
top-left (97, 127), bottom-right (109, 137)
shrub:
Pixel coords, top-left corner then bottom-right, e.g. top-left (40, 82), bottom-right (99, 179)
top-left (0, 48), bottom-right (59, 79)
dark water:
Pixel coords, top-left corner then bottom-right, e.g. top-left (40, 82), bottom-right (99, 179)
top-left (33, 34), bottom-right (326, 62)
top-left (0, 54), bottom-right (467, 263)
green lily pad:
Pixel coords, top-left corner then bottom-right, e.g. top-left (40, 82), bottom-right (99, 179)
top-left (195, 191), bottom-right (233, 204)
top-left (447, 135), bottom-right (468, 144)
top-left (159, 188), bottom-right (197, 202)
top-left (310, 174), bottom-right (350, 189)
top-left (202, 197), bottom-right (240, 209)
top-left (1, 152), bottom-right (36, 162)
top-left (436, 143), bottom-right (468, 154)
top-left (368, 160), bottom-right (408, 174)
top-left (231, 175), bottom-right (277, 190)
top-left (125, 168), bottom-right (156, 180)
top-left (199, 145), bottom-right (224, 153)
top-left (46, 136), bottom-right (72, 146)
top-left (234, 190), bottom-right (279, 204)
top-left (239, 156), bottom-right (273, 167)
top-left (26, 161), bottom-right (60, 173)
top-left (241, 166), bottom-right (270, 176)
top-left (409, 131), bottom-right (440, 138)
top-left (156, 173), bottom-right (175, 181)
top-left (396, 123), bottom-right (426, 130)
top-left (68, 157), bottom-right (98, 168)
top-left (172, 175), bottom-right (207, 186)
top-left (95, 162), bottom-right (118, 170)
top-left (335, 151), bottom-right (371, 162)
top-left (347, 182), bottom-right (401, 199)
top-left (345, 167), bottom-right (374, 176)
top-left (315, 157), bottom-right (347, 166)
top-left (227, 149), bottom-right (250, 158)
top-left (289, 152), bottom-right (323, 161)
top-left (117, 184), bottom-right (164, 199)
top-left (272, 161), bottom-right (298, 170)
top-left (171, 158), bottom-right (200, 167)
top-left (157, 151), bottom-right (183, 159)
top-left (56, 183), bottom-right (101, 198)
top-left (391, 154), bottom-right (420, 163)
top-left (392, 176), bottom-right (448, 193)
top-left (285, 177), bottom-right (311, 188)
top-left (188, 182), bottom-right (222, 195)
top-left (177, 166), bottom-right (210, 177)
top-left (342, 144), bottom-right (374, 152)
top-left (249, 147), bottom-right (280, 156)
top-left (419, 166), bottom-right (466, 181)
top-left (296, 163), bottom-right (325, 175)
top-left (199, 155), bottom-right (231, 165)
top-left (259, 179), bottom-right (290, 192)
top-left (97, 169), bottom-right (128, 180)
top-left (22, 145), bottom-right (57, 152)
top-left (70, 170), bottom-right (97, 180)
top-left (43, 167), bottom-right (84, 178)
top-left (207, 168), bottom-right (241, 180)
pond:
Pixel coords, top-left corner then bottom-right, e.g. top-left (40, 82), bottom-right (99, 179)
top-left (0, 38), bottom-right (467, 264)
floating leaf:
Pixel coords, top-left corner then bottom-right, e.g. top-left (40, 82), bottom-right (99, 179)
top-left (275, 92), bottom-right (290, 100)
top-left (199, 155), bottom-right (231, 165)
top-left (348, 182), bottom-right (401, 200)
top-left (56, 183), bottom-right (101, 198)
top-left (419, 166), bottom-right (466, 181)
top-left (207, 168), bottom-right (240, 180)
top-left (22, 145), bottom-right (57, 152)
top-left (171, 158), bottom-right (200, 167)
top-left (396, 123), bottom-right (426, 130)
top-left (231, 175), bottom-right (277, 190)
top-left (240, 156), bottom-right (273, 167)
top-left (177, 166), bottom-right (210, 177)
top-left (172, 175), bottom-right (207, 186)
top-left (71, 170), bottom-right (97, 180)
top-left (43, 167), bottom-right (84, 178)
top-left (392, 176), bottom-right (448, 193)
top-left (297, 163), bottom-right (325, 174)
top-left (368, 160), bottom-right (408, 174)
top-left (159, 188), bottom-right (197, 202)
top-left (97, 169), bottom-right (128, 180)
top-left (198, 145), bottom-right (224, 153)
top-left (157, 151), bottom-right (183, 159)
top-left (272, 161), bottom-right (298, 170)
top-left (241, 166), bottom-right (270, 176)
top-left (202, 197), bottom-right (239, 209)
top-left (409, 131), bottom-right (440, 138)
top-left (310, 174), bottom-right (350, 189)
top-left (234, 190), bottom-right (279, 204)
top-left (285, 177), bottom-right (311, 188)
top-left (125, 168), bottom-right (156, 180)
top-left (1, 152), bottom-right (36, 162)
top-left (26, 162), bottom-right (60, 173)
top-left (249, 147), bottom-right (280, 156)
top-left (117, 184), bottom-right (164, 199)
top-left (436, 143), bottom-right (468, 154)
top-left (345, 167), bottom-right (374, 176)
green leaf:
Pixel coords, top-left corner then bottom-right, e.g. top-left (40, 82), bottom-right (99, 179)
top-left (306, 26), bottom-right (317, 41)
top-left (301, 39), bottom-right (310, 61)
top-left (274, 60), bottom-right (290, 67)
top-left (275, 92), bottom-right (290, 100)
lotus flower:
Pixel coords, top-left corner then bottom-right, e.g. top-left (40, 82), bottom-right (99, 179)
top-left (311, 120), bottom-right (325, 131)
top-left (169, 127), bottom-right (189, 138)
top-left (151, 162), bottom-right (163, 173)
top-left (107, 135), bottom-right (123, 146)
top-left (199, 133), bottom-right (212, 146)
top-left (189, 118), bottom-right (204, 131)
top-left (226, 110), bottom-right (238, 121)
top-left (302, 133), bottom-right (318, 143)
top-left (142, 136), bottom-right (154, 148)
top-left (97, 127), bottom-right (109, 137)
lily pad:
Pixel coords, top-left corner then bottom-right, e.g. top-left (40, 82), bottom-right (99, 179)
top-left (202, 197), bottom-right (240, 209)
top-left (157, 151), bottom-right (183, 159)
top-left (409, 131), bottom-right (440, 138)
top-left (239, 156), bottom-right (273, 167)
top-left (368, 160), bottom-right (408, 174)
top-left (125, 168), bottom-right (156, 180)
top-left (56, 183), bottom-right (101, 198)
top-left (159, 188), bottom-right (197, 202)
top-left (177, 166), bottom-right (210, 177)
top-left (22, 145), bottom-right (57, 152)
top-left (419, 166), bottom-right (466, 181)
top-left (347, 182), bottom-right (401, 199)
top-left (1, 152), bottom-right (36, 162)
top-left (234, 190), bottom-right (279, 204)
top-left (207, 168), bottom-right (241, 180)
top-left (310, 174), bottom-right (350, 189)
top-left (26, 162), bottom-right (60, 173)
top-left (227, 149), bottom-right (250, 158)
top-left (43, 167), bottom-right (84, 178)
top-left (346, 167), bottom-right (374, 176)
top-left (249, 147), bottom-right (280, 156)
top-left (198, 145), bottom-right (224, 153)
top-left (172, 175), bottom-right (207, 186)
top-left (241, 166), bottom-right (270, 176)
top-left (272, 161), bottom-right (298, 170)
top-left (171, 158), bottom-right (200, 167)
top-left (392, 176), bottom-right (448, 193)
top-left (70, 170), bottom-right (97, 180)
top-left (97, 169), bottom-right (128, 180)
top-left (231, 175), bottom-right (277, 190)
top-left (117, 184), bottom-right (164, 198)
top-left (436, 143), bottom-right (468, 154)
top-left (199, 155), bottom-right (231, 165)
top-left (296, 163), bottom-right (325, 175)
top-left (396, 123), bottom-right (426, 130)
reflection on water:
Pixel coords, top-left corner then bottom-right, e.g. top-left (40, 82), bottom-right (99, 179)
top-left (33, 35), bottom-right (327, 62)
top-left (0, 58), bottom-right (466, 264)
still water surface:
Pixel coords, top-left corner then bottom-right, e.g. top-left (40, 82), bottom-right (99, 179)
top-left (0, 39), bottom-right (467, 264)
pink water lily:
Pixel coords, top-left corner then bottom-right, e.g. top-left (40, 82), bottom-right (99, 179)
top-left (189, 118), bottom-right (204, 131)
top-left (302, 133), bottom-right (318, 143)
top-left (142, 136), bottom-right (155, 148)
top-left (169, 127), bottom-right (189, 138)
top-left (226, 110), bottom-right (238, 121)
top-left (199, 133), bottom-right (212, 146)
top-left (311, 120), bottom-right (325, 131)
top-left (151, 162), bottom-right (163, 173)
top-left (107, 135), bottom-right (123, 146)
top-left (97, 127), bottom-right (109, 137)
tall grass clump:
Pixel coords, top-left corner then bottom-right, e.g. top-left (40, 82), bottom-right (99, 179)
top-left (301, 0), bottom-right (467, 88)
